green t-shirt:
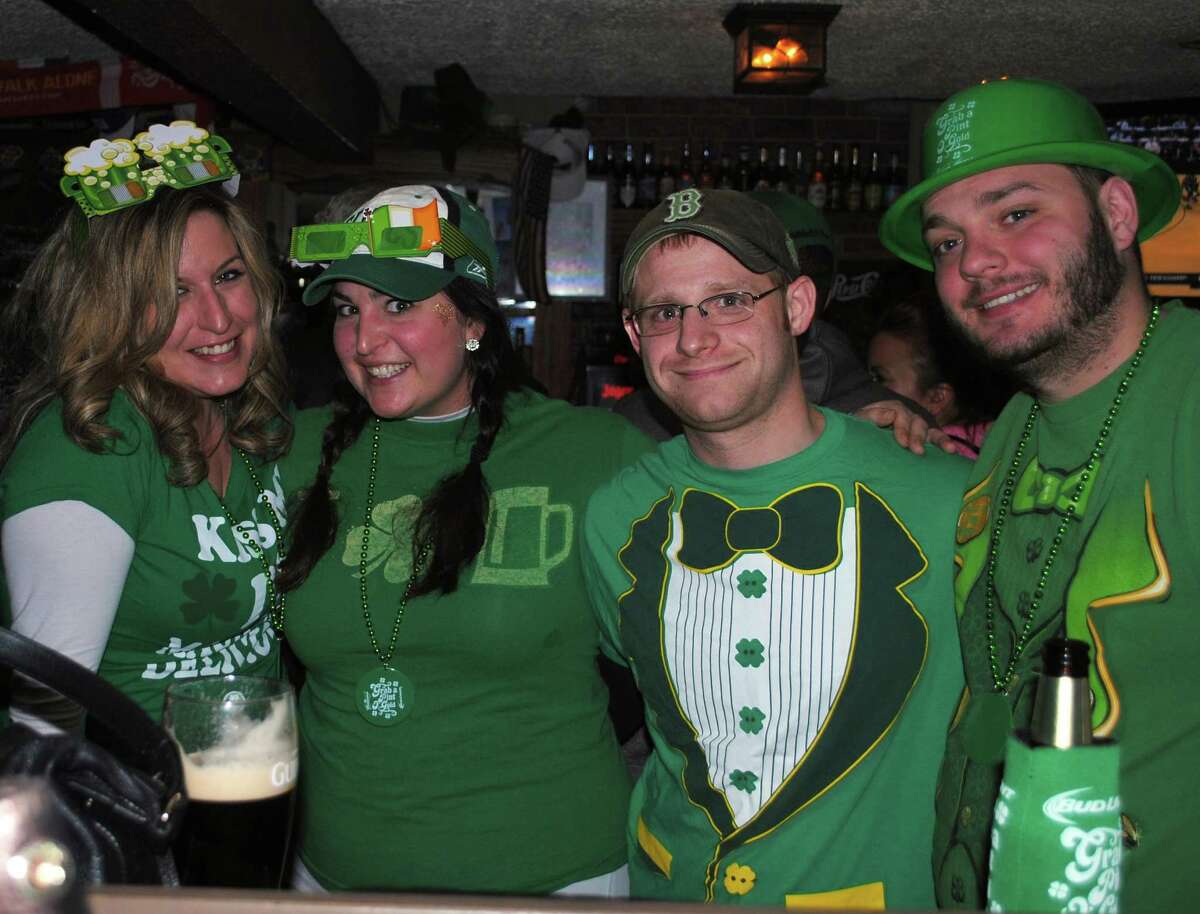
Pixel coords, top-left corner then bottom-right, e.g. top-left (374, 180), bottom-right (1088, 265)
top-left (582, 409), bottom-right (967, 908)
top-left (934, 302), bottom-right (1200, 913)
top-left (0, 391), bottom-right (285, 720)
top-left (280, 390), bottom-right (654, 893)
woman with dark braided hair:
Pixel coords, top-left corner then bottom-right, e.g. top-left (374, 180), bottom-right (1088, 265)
top-left (278, 186), bottom-right (652, 896)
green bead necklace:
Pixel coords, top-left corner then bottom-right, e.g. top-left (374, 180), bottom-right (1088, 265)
top-left (355, 417), bottom-right (431, 726)
top-left (217, 448), bottom-right (287, 633)
top-left (983, 304), bottom-right (1160, 695)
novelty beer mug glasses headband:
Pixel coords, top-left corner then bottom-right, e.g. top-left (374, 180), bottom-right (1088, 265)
top-left (60, 119), bottom-right (240, 218)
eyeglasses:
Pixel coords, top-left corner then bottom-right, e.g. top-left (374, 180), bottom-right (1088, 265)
top-left (625, 285), bottom-right (783, 337)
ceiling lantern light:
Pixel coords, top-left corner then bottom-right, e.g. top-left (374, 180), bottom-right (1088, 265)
top-left (723, 3), bottom-right (841, 94)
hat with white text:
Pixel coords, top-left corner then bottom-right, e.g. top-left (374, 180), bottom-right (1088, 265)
top-left (879, 78), bottom-right (1180, 271)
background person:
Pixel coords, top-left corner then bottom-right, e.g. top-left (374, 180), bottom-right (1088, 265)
top-left (868, 294), bottom-right (1002, 458)
top-left (278, 185), bottom-right (652, 896)
top-left (0, 124), bottom-right (291, 733)
top-left (880, 76), bottom-right (1191, 912)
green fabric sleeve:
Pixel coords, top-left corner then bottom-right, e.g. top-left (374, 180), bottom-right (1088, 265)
top-left (0, 395), bottom-right (151, 537)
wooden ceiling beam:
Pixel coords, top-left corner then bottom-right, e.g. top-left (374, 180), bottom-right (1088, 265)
top-left (49, 0), bottom-right (379, 162)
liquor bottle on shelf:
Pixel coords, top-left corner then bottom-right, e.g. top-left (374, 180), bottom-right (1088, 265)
top-left (604, 143), bottom-right (618, 206)
top-left (637, 143), bottom-right (658, 207)
top-left (828, 145), bottom-right (845, 210)
top-left (678, 141), bottom-right (696, 190)
top-left (752, 145), bottom-right (772, 191)
top-left (846, 143), bottom-right (864, 212)
top-left (736, 146), bottom-right (753, 191)
top-left (513, 326), bottom-right (531, 368)
top-left (883, 151), bottom-right (906, 207)
top-left (772, 145), bottom-right (790, 192)
top-left (618, 142), bottom-right (638, 209)
top-left (717, 150), bottom-right (735, 189)
top-left (807, 145), bottom-right (828, 209)
top-left (864, 149), bottom-right (884, 212)
top-left (792, 147), bottom-right (809, 199)
top-left (657, 150), bottom-right (677, 200)
top-left (699, 142), bottom-right (717, 188)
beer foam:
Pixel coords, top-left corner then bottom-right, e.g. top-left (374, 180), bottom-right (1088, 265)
top-left (176, 695), bottom-right (298, 803)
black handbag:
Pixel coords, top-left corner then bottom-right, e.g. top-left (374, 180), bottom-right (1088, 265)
top-left (0, 626), bottom-right (187, 885)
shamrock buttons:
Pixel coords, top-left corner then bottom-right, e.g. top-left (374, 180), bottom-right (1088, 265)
top-left (730, 770), bottom-right (759, 793)
top-left (724, 862), bottom-right (757, 895)
top-left (736, 568), bottom-right (767, 598)
top-left (739, 706), bottom-right (765, 734)
top-left (735, 638), bottom-right (765, 668)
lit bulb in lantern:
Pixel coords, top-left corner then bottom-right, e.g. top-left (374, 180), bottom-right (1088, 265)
top-left (774, 37), bottom-right (808, 64)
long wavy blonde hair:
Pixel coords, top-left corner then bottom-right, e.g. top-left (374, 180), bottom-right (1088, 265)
top-left (0, 185), bottom-right (291, 485)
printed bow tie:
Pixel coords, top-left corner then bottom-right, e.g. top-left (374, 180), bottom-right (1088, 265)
top-left (676, 486), bottom-right (842, 573)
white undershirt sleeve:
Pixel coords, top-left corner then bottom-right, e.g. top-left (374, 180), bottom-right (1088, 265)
top-left (3, 501), bottom-right (134, 734)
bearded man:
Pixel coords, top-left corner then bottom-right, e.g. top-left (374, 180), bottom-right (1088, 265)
top-left (880, 77), bottom-right (1189, 912)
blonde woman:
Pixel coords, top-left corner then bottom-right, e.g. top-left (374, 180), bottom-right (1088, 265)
top-left (0, 128), bottom-right (292, 733)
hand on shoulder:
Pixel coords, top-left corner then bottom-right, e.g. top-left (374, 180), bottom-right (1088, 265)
top-left (854, 399), bottom-right (954, 456)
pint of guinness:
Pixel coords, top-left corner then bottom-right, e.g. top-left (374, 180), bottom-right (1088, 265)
top-left (163, 675), bottom-right (298, 888)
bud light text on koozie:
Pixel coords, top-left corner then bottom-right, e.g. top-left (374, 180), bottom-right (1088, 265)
top-left (1042, 787), bottom-right (1122, 826)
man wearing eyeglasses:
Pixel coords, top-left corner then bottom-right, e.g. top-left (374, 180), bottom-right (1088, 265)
top-left (581, 188), bottom-right (968, 907)
top-left (612, 190), bottom-right (938, 447)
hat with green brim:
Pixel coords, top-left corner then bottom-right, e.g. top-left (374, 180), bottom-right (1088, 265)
top-left (295, 185), bottom-right (498, 305)
top-left (620, 189), bottom-right (800, 302)
top-left (879, 78), bottom-right (1181, 271)
top-left (746, 190), bottom-right (834, 254)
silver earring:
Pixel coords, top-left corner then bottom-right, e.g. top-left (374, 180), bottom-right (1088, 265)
top-left (465, 338), bottom-right (480, 352)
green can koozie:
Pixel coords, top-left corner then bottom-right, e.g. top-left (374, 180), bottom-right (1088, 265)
top-left (987, 736), bottom-right (1122, 912)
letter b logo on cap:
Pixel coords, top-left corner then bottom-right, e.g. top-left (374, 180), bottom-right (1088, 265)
top-left (665, 189), bottom-right (702, 223)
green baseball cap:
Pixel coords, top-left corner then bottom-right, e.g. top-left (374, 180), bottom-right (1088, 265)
top-left (620, 188), bottom-right (800, 302)
top-left (295, 185), bottom-right (498, 305)
top-left (879, 78), bottom-right (1181, 271)
top-left (746, 190), bottom-right (834, 253)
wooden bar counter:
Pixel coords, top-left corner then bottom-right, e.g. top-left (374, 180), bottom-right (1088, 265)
top-left (88, 886), bottom-right (935, 914)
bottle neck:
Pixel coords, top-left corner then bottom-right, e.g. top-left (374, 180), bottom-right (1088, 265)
top-left (1030, 638), bottom-right (1093, 748)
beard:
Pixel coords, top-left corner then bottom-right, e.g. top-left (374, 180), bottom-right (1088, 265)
top-left (945, 202), bottom-right (1126, 389)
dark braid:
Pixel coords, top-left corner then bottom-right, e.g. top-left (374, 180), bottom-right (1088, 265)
top-left (276, 386), bottom-right (372, 593)
top-left (410, 277), bottom-right (526, 596)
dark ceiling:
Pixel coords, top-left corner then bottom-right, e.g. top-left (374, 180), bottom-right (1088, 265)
top-left (5, 0), bottom-right (1200, 162)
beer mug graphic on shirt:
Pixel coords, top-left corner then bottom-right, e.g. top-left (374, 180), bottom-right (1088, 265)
top-left (163, 675), bottom-right (297, 888)
top-left (472, 486), bottom-right (572, 586)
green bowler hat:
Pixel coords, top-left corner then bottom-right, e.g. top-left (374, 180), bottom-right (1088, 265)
top-left (879, 78), bottom-right (1181, 271)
